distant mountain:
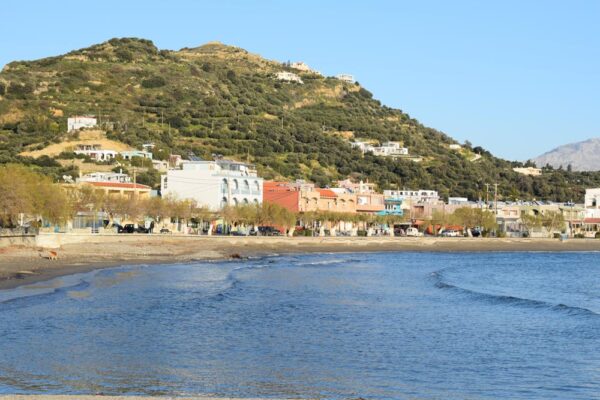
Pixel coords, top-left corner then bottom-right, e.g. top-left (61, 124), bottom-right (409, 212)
top-left (532, 138), bottom-right (600, 171)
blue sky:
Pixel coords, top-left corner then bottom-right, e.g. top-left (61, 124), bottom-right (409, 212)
top-left (2, 0), bottom-right (599, 161)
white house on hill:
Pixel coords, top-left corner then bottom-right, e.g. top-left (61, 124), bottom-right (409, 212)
top-left (336, 74), bottom-right (355, 84)
top-left (275, 71), bottom-right (303, 84)
top-left (68, 116), bottom-right (97, 132)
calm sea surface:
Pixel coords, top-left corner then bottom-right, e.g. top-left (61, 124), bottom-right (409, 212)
top-left (0, 252), bottom-right (599, 399)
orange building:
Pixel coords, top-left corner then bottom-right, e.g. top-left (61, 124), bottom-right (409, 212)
top-left (263, 181), bottom-right (358, 213)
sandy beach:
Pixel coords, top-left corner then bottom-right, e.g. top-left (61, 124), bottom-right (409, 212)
top-left (0, 396), bottom-right (297, 400)
top-left (2, 234), bottom-right (600, 290)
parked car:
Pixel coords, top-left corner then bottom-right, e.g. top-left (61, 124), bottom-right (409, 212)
top-left (159, 227), bottom-right (170, 234)
top-left (253, 226), bottom-right (282, 236)
top-left (405, 227), bottom-right (423, 237)
top-left (442, 229), bottom-right (460, 237)
top-left (118, 224), bottom-right (136, 234)
top-left (136, 225), bottom-right (150, 234)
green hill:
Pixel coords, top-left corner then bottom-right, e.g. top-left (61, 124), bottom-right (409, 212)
top-left (0, 37), bottom-right (598, 201)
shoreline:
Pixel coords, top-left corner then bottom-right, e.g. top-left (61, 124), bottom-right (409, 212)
top-left (2, 235), bottom-right (600, 290)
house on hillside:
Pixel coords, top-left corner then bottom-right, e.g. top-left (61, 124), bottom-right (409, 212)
top-left (68, 116), bottom-right (97, 132)
top-left (120, 150), bottom-right (153, 160)
top-left (74, 144), bottom-right (117, 161)
top-left (290, 62), bottom-right (321, 75)
top-left (336, 74), bottom-right (355, 84)
top-left (275, 71), bottom-right (303, 84)
top-left (371, 142), bottom-right (409, 157)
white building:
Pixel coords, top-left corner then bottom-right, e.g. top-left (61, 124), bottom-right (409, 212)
top-left (161, 160), bottom-right (263, 210)
top-left (352, 141), bottom-right (408, 157)
top-left (68, 116), bottom-right (97, 132)
top-left (78, 172), bottom-right (131, 184)
top-left (121, 150), bottom-right (153, 160)
top-left (383, 190), bottom-right (440, 204)
top-left (74, 144), bottom-right (117, 161)
top-left (371, 142), bottom-right (409, 157)
top-left (585, 188), bottom-right (600, 209)
top-left (448, 197), bottom-right (469, 205)
top-left (449, 144), bottom-right (462, 150)
top-left (336, 74), bottom-right (355, 84)
top-left (275, 71), bottom-right (303, 84)
top-left (152, 159), bottom-right (169, 172)
top-left (290, 62), bottom-right (321, 75)
top-left (351, 141), bottom-right (375, 153)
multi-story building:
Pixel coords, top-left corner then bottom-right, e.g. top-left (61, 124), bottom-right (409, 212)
top-left (161, 160), bottom-right (263, 210)
top-left (384, 190), bottom-right (440, 204)
top-left (264, 182), bottom-right (357, 213)
top-left (78, 172), bottom-right (131, 184)
top-left (68, 115), bottom-right (97, 132)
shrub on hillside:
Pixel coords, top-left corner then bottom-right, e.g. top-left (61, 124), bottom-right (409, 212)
top-left (141, 76), bottom-right (166, 88)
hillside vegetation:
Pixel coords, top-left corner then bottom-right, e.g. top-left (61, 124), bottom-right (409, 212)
top-left (1, 37), bottom-right (599, 201)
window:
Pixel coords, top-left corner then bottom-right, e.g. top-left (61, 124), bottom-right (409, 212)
top-left (243, 198), bottom-right (249, 204)
top-left (254, 181), bottom-right (261, 193)
top-left (220, 197), bottom-right (228, 209)
top-left (243, 180), bottom-right (250, 192)
top-left (233, 198), bottom-right (239, 206)
top-left (222, 178), bottom-right (229, 193)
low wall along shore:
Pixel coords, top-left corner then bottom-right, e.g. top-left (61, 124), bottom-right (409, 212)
top-left (32, 232), bottom-right (600, 252)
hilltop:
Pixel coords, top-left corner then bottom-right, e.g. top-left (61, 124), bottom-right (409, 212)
top-left (532, 138), bottom-right (600, 171)
top-left (1, 37), bottom-right (600, 201)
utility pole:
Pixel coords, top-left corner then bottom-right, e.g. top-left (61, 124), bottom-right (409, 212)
top-left (494, 183), bottom-right (499, 215)
top-left (485, 183), bottom-right (490, 209)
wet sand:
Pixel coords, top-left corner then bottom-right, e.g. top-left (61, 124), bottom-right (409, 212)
top-left (2, 235), bottom-right (600, 290)
top-left (0, 396), bottom-right (296, 400)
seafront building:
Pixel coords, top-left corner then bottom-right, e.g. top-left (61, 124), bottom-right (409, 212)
top-left (383, 190), bottom-right (440, 204)
top-left (161, 160), bottom-right (263, 210)
top-left (65, 171), bottom-right (151, 200)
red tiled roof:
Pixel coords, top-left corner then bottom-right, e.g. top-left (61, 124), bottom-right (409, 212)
top-left (264, 181), bottom-right (293, 192)
top-left (317, 189), bottom-right (337, 198)
top-left (583, 218), bottom-right (600, 224)
top-left (87, 181), bottom-right (151, 190)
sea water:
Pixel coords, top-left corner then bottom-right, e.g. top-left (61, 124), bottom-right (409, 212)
top-left (0, 252), bottom-right (599, 399)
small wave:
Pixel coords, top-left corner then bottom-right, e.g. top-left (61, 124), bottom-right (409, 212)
top-left (432, 270), bottom-right (599, 318)
top-left (297, 258), bottom-right (361, 267)
top-left (0, 280), bottom-right (91, 311)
